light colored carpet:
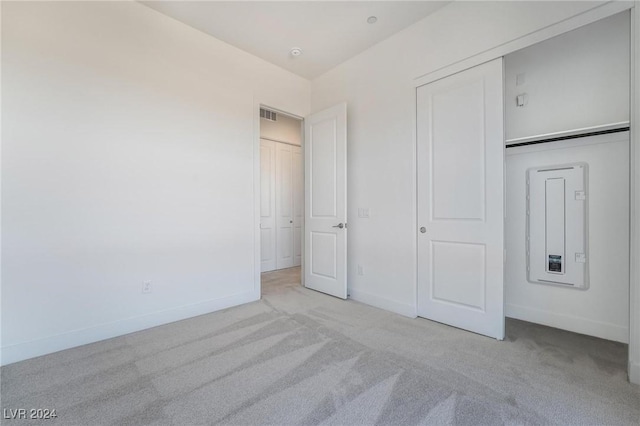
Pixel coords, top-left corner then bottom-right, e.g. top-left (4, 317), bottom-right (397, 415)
top-left (1, 266), bottom-right (638, 425)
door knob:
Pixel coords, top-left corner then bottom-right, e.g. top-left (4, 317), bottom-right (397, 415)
top-left (332, 223), bottom-right (345, 229)
top-left (420, 227), bottom-right (426, 233)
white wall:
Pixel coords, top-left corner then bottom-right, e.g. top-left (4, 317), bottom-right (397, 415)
top-left (311, 1), bottom-right (608, 317)
top-left (505, 134), bottom-right (630, 342)
top-left (260, 113), bottom-right (302, 146)
top-left (505, 12), bottom-right (630, 141)
top-left (1, 1), bottom-right (310, 365)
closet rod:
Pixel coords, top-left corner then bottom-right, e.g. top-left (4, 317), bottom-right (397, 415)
top-left (505, 126), bottom-right (630, 149)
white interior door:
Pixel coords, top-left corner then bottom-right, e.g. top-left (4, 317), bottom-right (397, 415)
top-left (293, 146), bottom-right (303, 267)
top-left (416, 58), bottom-right (505, 339)
top-left (276, 142), bottom-right (294, 269)
top-left (260, 139), bottom-right (276, 272)
top-left (304, 103), bottom-right (347, 299)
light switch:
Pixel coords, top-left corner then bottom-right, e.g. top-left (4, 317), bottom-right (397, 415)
top-left (516, 94), bottom-right (527, 107)
top-left (358, 208), bottom-right (370, 218)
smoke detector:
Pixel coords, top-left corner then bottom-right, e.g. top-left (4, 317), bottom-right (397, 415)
top-left (367, 16), bottom-right (378, 24)
top-left (290, 47), bottom-right (303, 57)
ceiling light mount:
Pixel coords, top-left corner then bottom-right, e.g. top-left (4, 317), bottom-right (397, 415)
top-left (367, 16), bottom-right (378, 24)
top-left (290, 47), bottom-right (303, 57)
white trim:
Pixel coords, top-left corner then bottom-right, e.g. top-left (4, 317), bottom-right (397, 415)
top-left (411, 68), bottom-right (419, 323)
top-left (253, 99), bottom-right (262, 300)
top-left (0, 1), bottom-right (4, 368)
top-left (300, 118), bottom-right (306, 287)
top-left (505, 122), bottom-right (630, 146)
top-left (0, 290), bottom-right (259, 366)
top-left (350, 288), bottom-right (417, 318)
top-left (506, 303), bottom-right (629, 344)
top-left (414, 2), bottom-right (633, 88)
top-left (628, 2), bottom-right (640, 385)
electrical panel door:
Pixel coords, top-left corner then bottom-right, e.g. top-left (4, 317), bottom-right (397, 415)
top-left (527, 163), bottom-right (589, 289)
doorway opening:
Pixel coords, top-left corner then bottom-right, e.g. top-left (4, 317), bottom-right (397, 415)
top-left (257, 102), bottom-right (348, 300)
top-left (259, 106), bottom-right (304, 295)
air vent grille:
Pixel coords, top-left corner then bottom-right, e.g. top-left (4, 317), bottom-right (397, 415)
top-left (260, 108), bottom-right (277, 122)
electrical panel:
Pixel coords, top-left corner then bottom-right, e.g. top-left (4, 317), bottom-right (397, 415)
top-left (527, 163), bottom-right (589, 289)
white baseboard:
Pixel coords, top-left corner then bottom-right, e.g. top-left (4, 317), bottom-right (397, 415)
top-left (349, 288), bottom-right (416, 318)
top-left (629, 361), bottom-right (640, 385)
top-left (1, 290), bottom-right (259, 366)
top-left (506, 303), bottom-right (628, 343)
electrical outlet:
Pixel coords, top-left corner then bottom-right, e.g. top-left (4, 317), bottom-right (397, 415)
top-left (357, 265), bottom-right (364, 276)
top-left (142, 280), bottom-right (152, 294)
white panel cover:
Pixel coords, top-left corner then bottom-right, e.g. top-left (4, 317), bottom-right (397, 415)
top-left (527, 163), bottom-right (588, 289)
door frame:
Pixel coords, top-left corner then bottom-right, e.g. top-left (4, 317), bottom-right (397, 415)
top-left (253, 103), bottom-right (305, 299)
top-left (413, 1), bottom-right (639, 384)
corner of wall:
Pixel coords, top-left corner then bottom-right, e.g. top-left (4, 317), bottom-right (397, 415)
top-left (0, 0), bottom-right (4, 371)
top-left (629, 3), bottom-right (640, 386)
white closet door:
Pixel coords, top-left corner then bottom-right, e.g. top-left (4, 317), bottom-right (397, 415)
top-left (293, 146), bottom-right (303, 267)
top-left (276, 142), bottom-right (295, 269)
top-left (416, 58), bottom-right (505, 340)
top-left (260, 139), bottom-right (276, 272)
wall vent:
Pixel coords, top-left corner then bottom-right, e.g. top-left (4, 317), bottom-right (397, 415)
top-left (260, 108), bottom-right (277, 122)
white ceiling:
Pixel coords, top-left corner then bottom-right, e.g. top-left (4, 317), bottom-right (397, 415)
top-left (142, 1), bottom-right (450, 79)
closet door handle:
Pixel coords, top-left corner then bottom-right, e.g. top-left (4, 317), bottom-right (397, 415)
top-left (332, 223), bottom-right (345, 229)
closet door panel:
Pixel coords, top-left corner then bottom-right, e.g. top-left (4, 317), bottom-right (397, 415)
top-left (293, 146), bottom-right (303, 266)
top-left (276, 143), bottom-right (294, 269)
top-left (260, 139), bottom-right (277, 272)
